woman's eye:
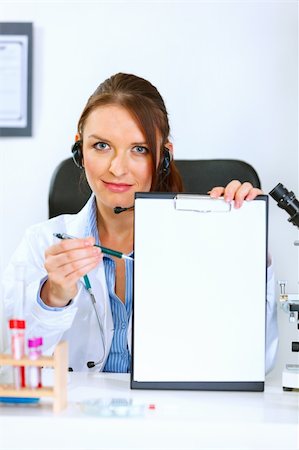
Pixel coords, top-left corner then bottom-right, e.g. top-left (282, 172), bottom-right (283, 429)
top-left (133, 146), bottom-right (149, 154)
top-left (94, 142), bottom-right (109, 151)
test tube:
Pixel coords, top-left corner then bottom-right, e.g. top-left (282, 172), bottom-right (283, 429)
top-left (9, 262), bottom-right (27, 389)
top-left (28, 337), bottom-right (43, 388)
top-left (9, 319), bottom-right (26, 389)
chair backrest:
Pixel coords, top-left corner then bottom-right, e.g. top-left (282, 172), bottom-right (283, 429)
top-left (175, 159), bottom-right (261, 193)
top-left (49, 158), bottom-right (92, 219)
top-left (48, 158), bottom-right (261, 218)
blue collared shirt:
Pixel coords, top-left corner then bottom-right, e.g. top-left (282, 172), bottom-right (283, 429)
top-left (85, 196), bottom-right (133, 373)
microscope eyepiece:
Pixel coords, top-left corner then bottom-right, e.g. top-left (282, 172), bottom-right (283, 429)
top-left (269, 183), bottom-right (299, 228)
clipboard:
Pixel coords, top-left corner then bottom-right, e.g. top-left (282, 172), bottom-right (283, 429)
top-left (131, 193), bottom-right (268, 391)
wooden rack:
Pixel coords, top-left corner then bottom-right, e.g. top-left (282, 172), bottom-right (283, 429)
top-left (0, 341), bottom-right (68, 413)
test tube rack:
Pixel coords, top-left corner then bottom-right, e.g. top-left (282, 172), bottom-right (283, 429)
top-left (0, 341), bottom-right (68, 413)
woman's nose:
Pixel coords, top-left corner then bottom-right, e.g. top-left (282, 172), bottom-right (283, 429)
top-left (109, 152), bottom-right (128, 177)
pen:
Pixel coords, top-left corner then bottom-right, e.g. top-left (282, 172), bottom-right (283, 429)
top-left (53, 233), bottom-right (134, 261)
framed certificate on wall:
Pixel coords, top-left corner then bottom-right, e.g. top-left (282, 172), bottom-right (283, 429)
top-left (0, 22), bottom-right (33, 137)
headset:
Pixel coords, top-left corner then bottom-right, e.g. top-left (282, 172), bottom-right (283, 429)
top-left (160, 146), bottom-right (172, 176)
top-left (71, 140), bottom-right (172, 176)
top-left (71, 141), bottom-right (84, 169)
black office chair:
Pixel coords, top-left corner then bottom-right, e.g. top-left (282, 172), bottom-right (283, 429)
top-left (49, 158), bottom-right (92, 219)
top-left (176, 159), bottom-right (261, 194)
top-left (49, 158), bottom-right (261, 218)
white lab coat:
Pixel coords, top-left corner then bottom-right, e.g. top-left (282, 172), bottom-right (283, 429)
top-left (2, 196), bottom-right (278, 373)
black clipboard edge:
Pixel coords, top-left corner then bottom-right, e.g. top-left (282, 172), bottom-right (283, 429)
top-left (131, 193), bottom-right (268, 392)
top-left (131, 381), bottom-right (264, 392)
top-left (135, 192), bottom-right (268, 201)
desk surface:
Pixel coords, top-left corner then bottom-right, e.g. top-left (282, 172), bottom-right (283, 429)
top-left (0, 372), bottom-right (298, 450)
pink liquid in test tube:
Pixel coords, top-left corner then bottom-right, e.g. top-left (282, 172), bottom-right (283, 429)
top-left (28, 337), bottom-right (43, 388)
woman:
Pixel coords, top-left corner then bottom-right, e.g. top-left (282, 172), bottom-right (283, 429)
top-left (2, 73), bottom-right (278, 372)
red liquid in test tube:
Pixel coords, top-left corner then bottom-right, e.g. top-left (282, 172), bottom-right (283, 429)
top-left (9, 319), bottom-right (26, 388)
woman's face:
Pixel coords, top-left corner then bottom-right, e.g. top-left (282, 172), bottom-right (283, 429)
top-left (81, 104), bottom-right (154, 212)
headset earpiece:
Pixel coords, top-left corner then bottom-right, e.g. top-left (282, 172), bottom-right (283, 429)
top-left (71, 141), bottom-right (83, 169)
top-left (161, 147), bottom-right (172, 176)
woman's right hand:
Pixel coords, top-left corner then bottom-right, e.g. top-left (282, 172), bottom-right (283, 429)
top-left (40, 237), bottom-right (103, 307)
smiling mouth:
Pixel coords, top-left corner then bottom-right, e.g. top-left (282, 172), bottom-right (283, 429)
top-left (102, 181), bottom-right (133, 192)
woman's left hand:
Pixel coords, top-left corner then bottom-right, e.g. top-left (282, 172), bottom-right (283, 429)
top-left (209, 180), bottom-right (263, 209)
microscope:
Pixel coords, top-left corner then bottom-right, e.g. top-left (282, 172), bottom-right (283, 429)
top-left (269, 183), bottom-right (299, 391)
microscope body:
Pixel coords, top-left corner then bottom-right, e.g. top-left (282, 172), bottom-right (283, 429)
top-left (278, 279), bottom-right (299, 391)
top-left (270, 184), bottom-right (299, 390)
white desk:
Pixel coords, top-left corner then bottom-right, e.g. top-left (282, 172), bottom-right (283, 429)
top-left (0, 372), bottom-right (298, 450)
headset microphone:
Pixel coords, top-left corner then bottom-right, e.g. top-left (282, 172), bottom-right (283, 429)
top-left (87, 360), bottom-right (101, 368)
top-left (114, 206), bottom-right (134, 214)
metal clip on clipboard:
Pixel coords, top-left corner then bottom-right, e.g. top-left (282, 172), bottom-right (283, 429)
top-left (174, 194), bottom-right (232, 213)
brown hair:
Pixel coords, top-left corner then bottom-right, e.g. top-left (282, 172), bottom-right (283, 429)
top-left (77, 73), bottom-right (183, 192)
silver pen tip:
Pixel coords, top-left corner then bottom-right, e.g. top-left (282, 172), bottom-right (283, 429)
top-left (123, 255), bottom-right (134, 261)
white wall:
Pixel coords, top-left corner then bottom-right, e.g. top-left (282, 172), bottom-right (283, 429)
top-left (0, 0), bottom-right (298, 379)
